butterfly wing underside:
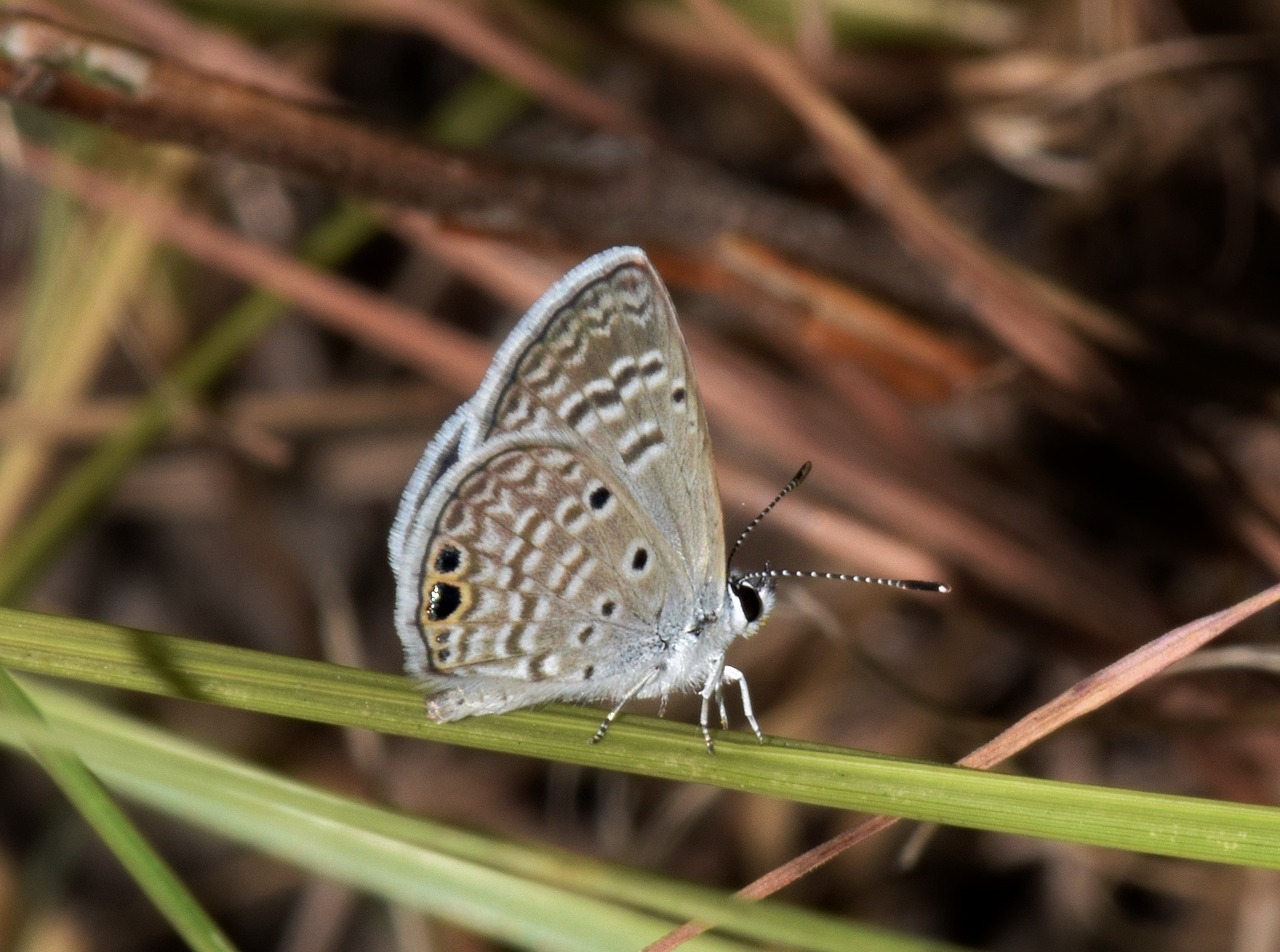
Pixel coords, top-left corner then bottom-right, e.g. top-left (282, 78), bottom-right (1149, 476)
top-left (390, 248), bottom-right (726, 718)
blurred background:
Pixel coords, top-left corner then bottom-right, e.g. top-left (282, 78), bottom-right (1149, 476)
top-left (1, 0), bottom-right (1279, 949)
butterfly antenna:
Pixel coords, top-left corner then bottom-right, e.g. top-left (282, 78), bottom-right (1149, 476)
top-left (738, 567), bottom-right (950, 594)
top-left (727, 462), bottom-right (812, 570)
top-left (728, 462), bottom-right (951, 593)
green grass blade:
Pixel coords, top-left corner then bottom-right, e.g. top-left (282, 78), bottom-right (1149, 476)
top-left (0, 670), bottom-right (240, 952)
top-left (0, 680), bottom-right (960, 952)
top-left (1, 606), bottom-right (1279, 869)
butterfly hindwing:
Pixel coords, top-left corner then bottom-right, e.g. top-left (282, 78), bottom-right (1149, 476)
top-left (399, 437), bottom-right (698, 715)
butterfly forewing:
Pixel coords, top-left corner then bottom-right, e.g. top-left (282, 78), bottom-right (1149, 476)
top-left (465, 251), bottom-right (726, 612)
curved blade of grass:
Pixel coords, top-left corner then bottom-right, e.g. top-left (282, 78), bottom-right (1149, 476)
top-left (2, 606), bottom-right (1280, 868)
top-left (0, 680), bottom-right (961, 952)
top-left (0, 670), bottom-right (239, 952)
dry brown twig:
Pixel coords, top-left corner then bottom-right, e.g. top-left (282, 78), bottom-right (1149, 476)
top-left (682, 0), bottom-right (1142, 395)
top-left (12, 141), bottom-right (492, 392)
top-left (318, 0), bottom-right (659, 140)
top-left (1, 4), bottom-right (1143, 384)
top-left (67, 0), bottom-right (325, 102)
top-left (82, 0), bottom-right (654, 136)
top-left (0, 13), bottom-right (536, 218)
top-left (0, 10), bottom-right (911, 291)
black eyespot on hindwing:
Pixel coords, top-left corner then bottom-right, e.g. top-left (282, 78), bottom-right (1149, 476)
top-left (434, 544), bottom-right (461, 574)
top-left (600, 599), bottom-right (616, 618)
top-left (427, 582), bottom-right (462, 621)
top-left (589, 486), bottom-right (611, 510)
top-left (631, 547), bottom-right (649, 572)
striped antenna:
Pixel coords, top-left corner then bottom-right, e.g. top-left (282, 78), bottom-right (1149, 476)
top-left (738, 568), bottom-right (949, 594)
top-left (728, 462), bottom-right (950, 595)
top-left (727, 462), bottom-right (811, 570)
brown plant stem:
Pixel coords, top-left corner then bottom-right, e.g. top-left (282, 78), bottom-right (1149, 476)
top-left (0, 11), bottom-right (967, 309)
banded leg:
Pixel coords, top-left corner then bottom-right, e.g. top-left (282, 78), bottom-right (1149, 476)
top-left (592, 670), bottom-right (656, 744)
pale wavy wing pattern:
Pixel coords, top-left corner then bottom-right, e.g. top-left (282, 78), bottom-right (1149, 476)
top-left (468, 252), bottom-right (725, 615)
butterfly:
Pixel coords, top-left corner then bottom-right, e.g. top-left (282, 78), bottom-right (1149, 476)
top-left (389, 247), bottom-right (946, 751)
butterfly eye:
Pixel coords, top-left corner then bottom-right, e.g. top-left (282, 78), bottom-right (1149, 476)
top-left (734, 581), bottom-right (764, 624)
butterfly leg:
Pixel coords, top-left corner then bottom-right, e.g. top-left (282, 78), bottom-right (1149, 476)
top-left (722, 665), bottom-right (763, 743)
top-left (699, 655), bottom-right (729, 753)
top-left (592, 670), bottom-right (656, 744)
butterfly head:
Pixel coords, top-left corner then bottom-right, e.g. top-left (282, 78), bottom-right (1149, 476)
top-left (727, 571), bottom-right (776, 638)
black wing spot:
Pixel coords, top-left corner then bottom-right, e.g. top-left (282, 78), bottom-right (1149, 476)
top-left (671, 386), bottom-right (686, 405)
top-left (589, 485), bottom-right (611, 510)
top-left (583, 665), bottom-right (595, 680)
top-left (601, 599), bottom-right (616, 617)
top-left (433, 544), bottom-right (462, 574)
top-left (437, 647), bottom-right (452, 663)
top-left (427, 582), bottom-right (462, 621)
top-left (631, 547), bottom-right (649, 572)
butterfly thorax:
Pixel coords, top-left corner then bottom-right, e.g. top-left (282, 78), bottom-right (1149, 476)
top-left (643, 574), bottom-right (775, 698)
